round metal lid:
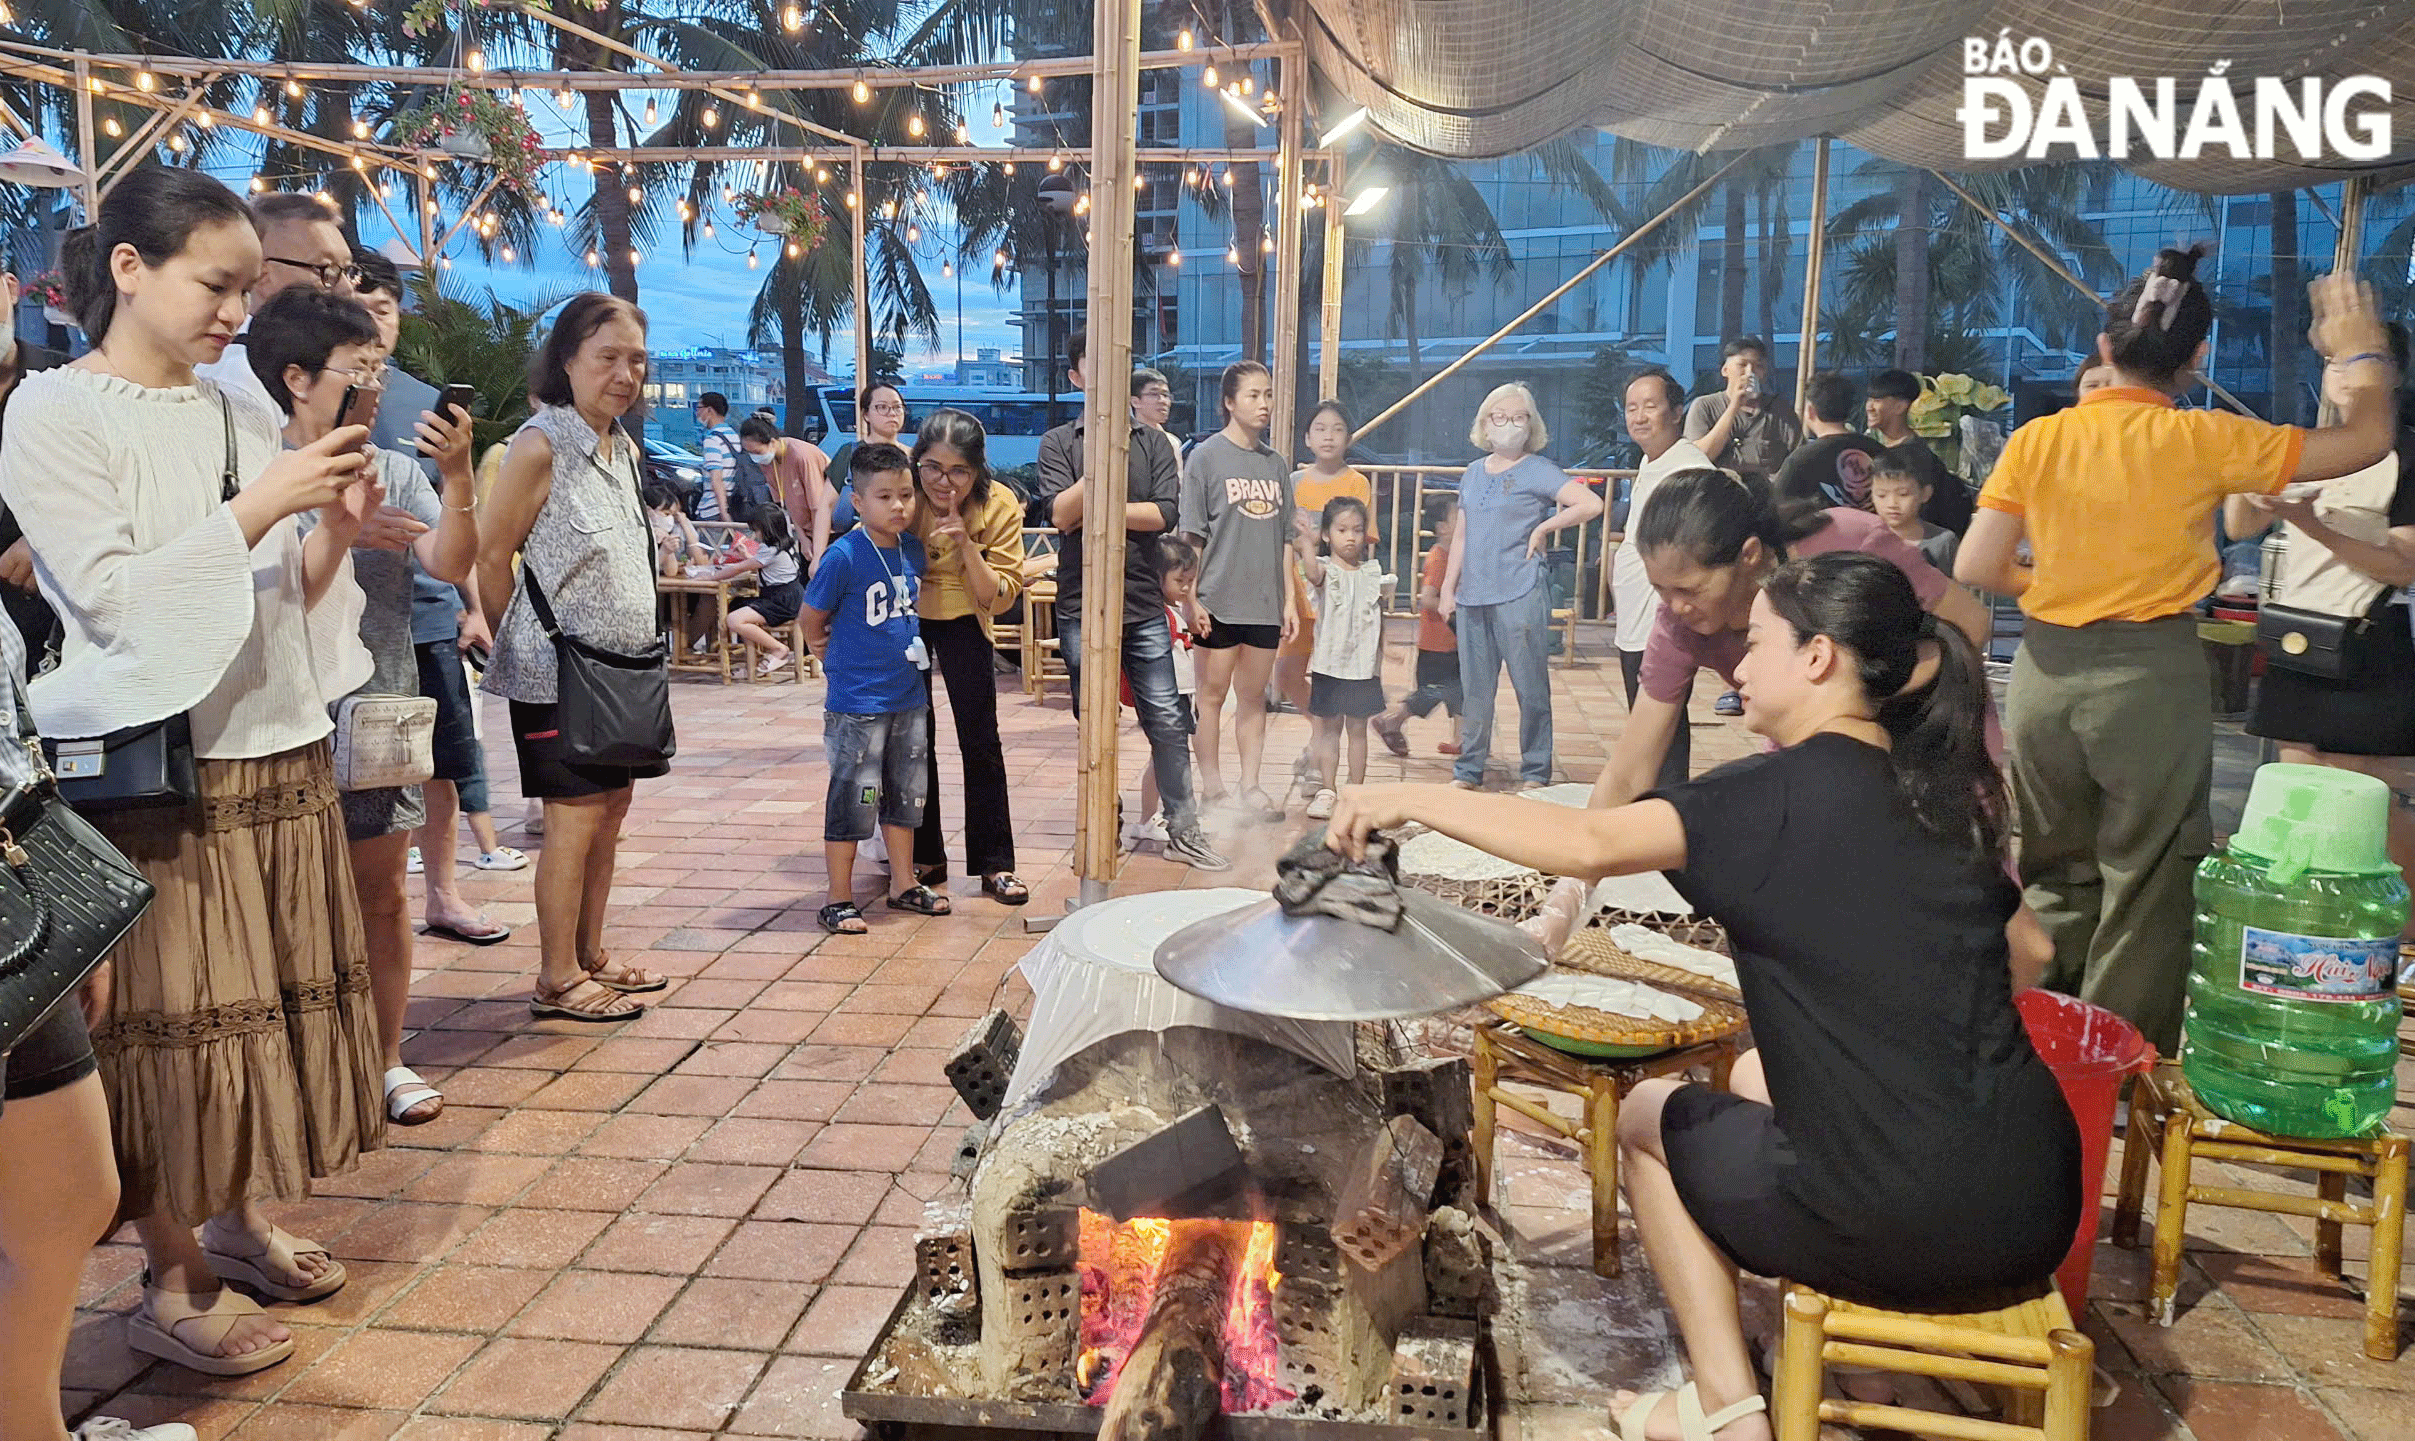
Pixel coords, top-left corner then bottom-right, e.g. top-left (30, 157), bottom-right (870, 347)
top-left (1151, 889), bottom-right (1549, 1021)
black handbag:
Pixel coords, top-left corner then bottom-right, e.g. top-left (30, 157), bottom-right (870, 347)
top-left (37, 395), bottom-right (238, 813)
top-left (521, 435), bottom-right (676, 769)
top-left (0, 675), bottom-right (158, 1070)
top-left (2256, 602), bottom-right (2369, 681)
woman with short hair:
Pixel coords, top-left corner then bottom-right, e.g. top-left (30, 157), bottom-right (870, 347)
top-left (1441, 382), bottom-right (1602, 789)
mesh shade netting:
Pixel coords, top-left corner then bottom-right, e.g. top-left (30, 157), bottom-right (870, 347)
top-left (1301, 0), bottom-right (2415, 194)
top-left (1003, 887), bottom-right (1358, 1108)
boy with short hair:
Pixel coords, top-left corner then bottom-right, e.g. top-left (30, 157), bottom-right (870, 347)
top-left (1128, 537), bottom-right (1204, 843)
top-left (802, 442), bottom-right (947, 933)
top-left (1372, 497), bottom-right (1463, 758)
top-left (1869, 446), bottom-right (1959, 575)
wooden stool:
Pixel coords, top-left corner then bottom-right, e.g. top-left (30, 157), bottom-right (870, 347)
top-left (741, 618), bottom-right (818, 683)
top-left (1470, 1019), bottom-right (1740, 1277)
top-left (2110, 1060), bottom-right (2408, 1360)
top-left (1773, 1283), bottom-right (2093, 1441)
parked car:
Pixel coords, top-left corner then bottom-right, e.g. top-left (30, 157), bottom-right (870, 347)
top-left (643, 440), bottom-right (705, 501)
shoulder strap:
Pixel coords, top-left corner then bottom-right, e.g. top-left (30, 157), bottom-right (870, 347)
top-left (217, 393), bottom-right (239, 503)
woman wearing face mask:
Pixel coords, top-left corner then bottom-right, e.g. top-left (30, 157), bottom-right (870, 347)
top-left (825, 382), bottom-right (908, 541)
top-left (738, 413), bottom-right (837, 567)
top-left (1327, 553), bottom-right (2078, 1441)
top-left (1, 169), bottom-right (388, 1378)
top-left (1440, 383), bottom-right (1602, 789)
top-left (1179, 361), bottom-right (1301, 818)
top-left (908, 408), bottom-right (1028, 904)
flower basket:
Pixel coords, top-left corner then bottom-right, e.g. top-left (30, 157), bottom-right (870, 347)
top-left (734, 189), bottom-right (827, 249)
top-left (393, 89), bottom-right (544, 197)
top-left (1909, 371), bottom-right (2011, 477)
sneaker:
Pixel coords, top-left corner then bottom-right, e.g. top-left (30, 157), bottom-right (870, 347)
top-left (76, 1420), bottom-right (200, 1441)
top-left (1714, 690), bottom-right (1743, 716)
top-left (1305, 787), bottom-right (1337, 820)
top-left (474, 847), bottom-right (530, 872)
top-left (1165, 826), bottom-right (1233, 871)
top-left (1137, 810), bottom-right (1170, 843)
top-left (406, 846), bottom-right (423, 875)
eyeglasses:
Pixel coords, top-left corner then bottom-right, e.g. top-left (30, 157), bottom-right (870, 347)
top-left (266, 255), bottom-right (365, 291)
top-left (868, 401), bottom-right (906, 416)
top-left (1485, 411), bottom-right (1530, 426)
top-left (917, 460), bottom-right (978, 487)
top-left (320, 362), bottom-right (388, 386)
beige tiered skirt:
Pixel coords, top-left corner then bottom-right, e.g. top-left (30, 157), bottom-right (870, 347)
top-left (91, 741), bottom-right (386, 1225)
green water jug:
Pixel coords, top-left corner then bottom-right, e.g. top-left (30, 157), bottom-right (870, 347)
top-left (2184, 764), bottom-right (2407, 1138)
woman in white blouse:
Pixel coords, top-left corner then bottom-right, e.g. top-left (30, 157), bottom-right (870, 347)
top-left (0, 169), bottom-right (387, 1379)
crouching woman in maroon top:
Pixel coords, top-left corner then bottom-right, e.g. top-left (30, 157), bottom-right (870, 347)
top-left (1328, 552), bottom-right (2079, 1441)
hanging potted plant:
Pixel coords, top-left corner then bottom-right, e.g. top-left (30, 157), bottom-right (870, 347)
top-left (392, 88), bottom-right (546, 198)
top-left (24, 270), bottom-right (70, 328)
top-left (735, 188), bottom-right (828, 247)
top-left (1909, 371), bottom-right (2011, 476)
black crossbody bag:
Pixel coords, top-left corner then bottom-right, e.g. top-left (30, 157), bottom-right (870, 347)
top-left (39, 397), bottom-right (239, 812)
top-left (521, 432), bottom-right (676, 769)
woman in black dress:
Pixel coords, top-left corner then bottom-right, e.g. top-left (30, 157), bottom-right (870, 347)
top-left (1329, 552), bottom-right (2080, 1441)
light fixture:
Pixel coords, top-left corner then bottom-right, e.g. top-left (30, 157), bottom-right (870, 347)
top-left (991, 99), bottom-right (1004, 128)
top-left (703, 220), bottom-right (715, 237)
top-left (101, 116), bottom-right (121, 137)
top-left (627, 185), bottom-right (641, 204)
top-left (1046, 154), bottom-right (1062, 172)
top-left (169, 133), bottom-right (187, 152)
top-left (994, 248), bottom-right (1008, 267)
top-left (1027, 74), bottom-right (1041, 94)
top-left (702, 105), bottom-right (719, 128)
top-left (1133, 172), bottom-right (1146, 189)
top-left (135, 70), bottom-right (155, 92)
top-left (677, 199), bottom-right (692, 219)
top-left (1164, 246), bottom-right (1180, 267)
top-left (629, 248), bottom-right (641, 266)
top-left (1203, 64), bottom-right (1218, 88)
top-left (1220, 89), bottom-right (1267, 128)
top-left (254, 105), bottom-right (272, 125)
top-left (1320, 106), bottom-right (1370, 147)
top-left (440, 255), bottom-right (452, 270)
top-left (1177, 28), bottom-right (1193, 50)
top-left (815, 167), bottom-right (829, 184)
top-left (1261, 232), bottom-right (1273, 252)
top-left (907, 223), bottom-right (919, 241)
top-left (853, 79), bottom-right (870, 104)
top-left (747, 87), bottom-right (761, 108)
top-left (643, 97), bottom-right (656, 125)
top-left (1226, 243), bottom-right (1239, 263)
top-left (1343, 185), bottom-right (1390, 216)
top-left (1074, 193), bottom-right (1090, 215)
top-left (781, 4), bottom-right (804, 31)
top-left (747, 248), bottom-right (759, 268)
top-left (196, 112), bottom-right (212, 127)
top-left (557, 89), bottom-right (575, 110)
top-left (1002, 160), bottom-right (1015, 175)
top-left (1242, 76), bottom-right (1255, 95)
top-left (881, 197), bottom-right (895, 218)
top-left (250, 176), bottom-right (265, 192)
top-left (467, 49), bottom-right (484, 72)
top-left (585, 249), bottom-right (598, 266)
top-left (379, 182), bottom-right (392, 197)
top-left (501, 244), bottom-right (514, 261)
top-left (352, 118), bottom-right (369, 138)
top-left (785, 240), bottom-right (800, 257)
top-left (1220, 168), bottom-right (1234, 186)
top-left (907, 114), bottom-right (924, 137)
top-left (941, 260), bottom-right (952, 277)
top-left (955, 122), bottom-right (969, 143)
top-left (284, 78), bottom-right (302, 98)
top-left (844, 190), bottom-right (857, 208)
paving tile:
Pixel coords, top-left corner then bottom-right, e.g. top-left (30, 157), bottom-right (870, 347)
top-left (709, 1009), bottom-right (828, 1045)
top-left (60, 1307), bottom-right (165, 1395)
top-left (2195, 1251), bottom-right (2374, 1321)
top-left (571, 1037), bottom-right (703, 1072)
top-left (649, 1277), bottom-right (813, 1351)
top-left (2246, 1312), bottom-right (2415, 1390)
top-left (637, 1162), bottom-right (783, 1217)
top-left (382, 1264), bottom-right (553, 1332)
top-left (450, 1207), bottom-right (614, 1269)
top-left (282, 1328), bottom-right (483, 1408)
top-left (2104, 1298), bottom-right (2296, 1380)
top-left (624, 1006), bottom-right (737, 1039)
top-left (428, 1067), bottom-right (555, 1108)
top-left (578, 1345), bottom-right (770, 1431)
top-left (226, 1404), bottom-right (406, 1439)
top-left (508, 1269), bottom-right (686, 1343)
top-left (703, 1221), bottom-right (861, 1283)
top-left (805, 1012), bottom-right (917, 1048)
top-left (2317, 1385), bottom-right (2415, 1441)
top-left (672, 1041), bottom-right (793, 1078)
top-left (476, 1033), bottom-right (601, 1069)
top-left (769, 1047), bottom-right (887, 1083)
top-left (525, 1070), bottom-right (656, 1112)
top-left (750, 981), bottom-right (855, 1013)
top-left (578, 1112), bottom-right (715, 1160)
top-left (315, 1147), bottom-right (441, 1200)
top-left (464, 1107), bottom-right (608, 1155)
top-left (88, 1394), bottom-right (259, 1440)
top-left (795, 1123), bottom-right (931, 1174)
top-left (2156, 1377), bottom-right (2349, 1441)
top-left (689, 1117), bottom-right (819, 1166)
top-left (391, 1419), bottom-right (556, 1441)
top-left (631, 1074), bottom-right (759, 1116)
top-left (661, 978), bottom-right (770, 1009)
top-left (432, 1336), bottom-right (625, 1420)
top-left (521, 1156), bottom-right (672, 1210)
top-left (783, 1285), bottom-right (900, 1358)
top-left (830, 1083), bottom-right (960, 1127)
top-left (782, 953), bottom-right (881, 984)
top-left (756, 1169), bottom-right (892, 1226)
top-left (838, 983), bottom-right (944, 1015)
top-left (556, 1427), bottom-right (720, 1441)
top-left (585, 1213), bottom-right (741, 1274)
top-left (729, 1354), bottom-right (859, 1438)
top-left (735, 1080), bottom-right (855, 1122)
top-left (334, 1203), bottom-right (495, 1264)
top-left (401, 1154), bottom-right (555, 1207)
top-left (828, 1227), bottom-right (917, 1288)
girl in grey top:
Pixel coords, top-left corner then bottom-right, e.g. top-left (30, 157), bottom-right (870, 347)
top-left (1178, 361), bottom-right (1301, 820)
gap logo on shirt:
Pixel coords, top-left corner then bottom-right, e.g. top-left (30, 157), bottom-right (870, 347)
top-left (864, 575), bottom-right (917, 626)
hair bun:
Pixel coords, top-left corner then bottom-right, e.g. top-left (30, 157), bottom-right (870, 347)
top-left (2152, 242), bottom-right (2212, 284)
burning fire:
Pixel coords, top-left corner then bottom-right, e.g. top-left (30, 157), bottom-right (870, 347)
top-left (1076, 1211), bottom-right (1292, 1412)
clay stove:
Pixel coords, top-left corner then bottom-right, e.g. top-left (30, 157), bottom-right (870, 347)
top-left (843, 985), bottom-right (1497, 1441)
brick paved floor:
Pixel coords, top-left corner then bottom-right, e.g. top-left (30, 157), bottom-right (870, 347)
top-left (56, 624), bottom-right (2415, 1440)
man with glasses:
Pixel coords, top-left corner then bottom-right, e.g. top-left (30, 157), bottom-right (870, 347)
top-left (198, 191), bottom-right (359, 422)
top-left (1131, 367), bottom-right (1174, 436)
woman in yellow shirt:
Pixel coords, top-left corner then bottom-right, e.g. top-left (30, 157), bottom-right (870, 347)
top-left (907, 408), bottom-right (1029, 904)
top-left (1279, 401), bottom-right (1377, 784)
top-left (1957, 250), bottom-right (2397, 1050)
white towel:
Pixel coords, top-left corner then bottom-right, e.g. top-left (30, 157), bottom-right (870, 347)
top-left (1608, 924), bottom-right (1740, 990)
top-left (1509, 969), bottom-right (1703, 1023)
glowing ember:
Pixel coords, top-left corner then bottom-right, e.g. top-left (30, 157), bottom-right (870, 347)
top-left (1076, 1211), bottom-right (1292, 1413)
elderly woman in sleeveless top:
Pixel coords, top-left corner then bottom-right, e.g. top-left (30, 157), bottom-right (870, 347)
top-left (478, 295), bottom-right (670, 1025)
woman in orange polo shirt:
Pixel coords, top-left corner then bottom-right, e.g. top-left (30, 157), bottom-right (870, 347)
top-left (1957, 248), bottom-right (2398, 1051)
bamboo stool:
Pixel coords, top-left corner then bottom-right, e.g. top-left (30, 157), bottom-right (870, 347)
top-left (741, 618), bottom-right (819, 683)
top-left (2110, 1061), bottom-right (2409, 1360)
top-left (1470, 1019), bottom-right (1741, 1277)
top-left (1773, 1283), bottom-right (2093, 1441)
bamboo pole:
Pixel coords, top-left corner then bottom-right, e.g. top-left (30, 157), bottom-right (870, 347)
top-left (851, 144), bottom-right (871, 388)
top-left (1925, 166), bottom-right (2263, 419)
top-left (419, 174), bottom-right (439, 277)
top-left (1319, 149), bottom-right (1344, 402)
top-left (95, 77), bottom-right (222, 196)
top-left (2319, 176), bottom-right (2370, 426)
top-left (503, 2), bottom-right (860, 150)
top-left (0, 92), bottom-right (30, 137)
top-left (71, 56), bottom-right (95, 218)
top-left (535, 144), bottom-right (1289, 164)
top-left (1075, 0), bottom-right (1143, 900)
top-left (432, 173), bottom-right (508, 255)
top-left (1792, 138), bottom-right (1829, 420)
top-left (1267, 49), bottom-right (1306, 454)
top-left (0, 54), bottom-right (414, 171)
top-left (1354, 152), bottom-right (1746, 444)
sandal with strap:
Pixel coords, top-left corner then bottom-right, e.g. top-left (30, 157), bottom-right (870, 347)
top-left (580, 950), bottom-right (668, 994)
top-left (1612, 1383), bottom-right (1765, 1441)
top-left (982, 872), bottom-right (1029, 906)
top-left (128, 1277), bottom-right (295, 1376)
top-left (530, 975), bottom-right (646, 1024)
top-left (382, 1065), bottom-right (445, 1126)
top-left (197, 1219), bottom-right (346, 1304)
top-left (888, 883), bottom-right (952, 917)
top-left (819, 901), bottom-right (868, 934)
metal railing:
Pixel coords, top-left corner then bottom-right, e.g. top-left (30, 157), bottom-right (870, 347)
top-left (1357, 465), bottom-right (1636, 623)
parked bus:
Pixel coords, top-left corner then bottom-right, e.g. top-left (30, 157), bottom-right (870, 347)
top-left (801, 384), bottom-right (1063, 471)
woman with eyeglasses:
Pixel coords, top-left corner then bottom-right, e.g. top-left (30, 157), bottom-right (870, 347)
top-left (826, 382), bottom-right (909, 540)
top-left (1, 170), bottom-right (388, 1378)
top-left (908, 409), bottom-right (1029, 904)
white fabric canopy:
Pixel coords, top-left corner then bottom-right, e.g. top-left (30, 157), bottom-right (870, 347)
top-left (1301, 0), bottom-right (2415, 194)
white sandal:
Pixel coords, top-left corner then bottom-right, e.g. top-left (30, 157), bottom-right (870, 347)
top-left (383, 1064), bottom-right (445, 1125)
top-left (474, 846), bottom-right (529, 871)
top-left (128, 1277), bottom-right (295, 1376)
top-left (197, 1219), bottom-right (347, 1304)
top-left (1613, 1382), bottom-right (1765, 1441)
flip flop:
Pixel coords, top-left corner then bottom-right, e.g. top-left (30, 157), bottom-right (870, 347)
top-left (473, 847), bottom-right (530, 871)
top-left (197, 1221), bottom-right (346, 1304)
top-left (888, 883), bottom-right (953, 916)
top-left (530, 975), bottom-right (646, 1023)
top-left (128, 1278), bottom-right (294, 1376)
top-left (1372, 717), bottom-right (1410, 758)
top-left (382, 1065), bottom-right (444, 1126)
top-left (422, 918), bottom-right (512, 946)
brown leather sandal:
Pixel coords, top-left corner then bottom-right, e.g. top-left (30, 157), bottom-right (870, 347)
top-left (530, 976), bottom-right (647, 1023)
top-left (580, 950), bottom-right (668, 994)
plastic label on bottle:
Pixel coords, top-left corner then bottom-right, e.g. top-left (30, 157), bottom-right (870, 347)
top-left (2237, 925), bottom-right (2397, 1002)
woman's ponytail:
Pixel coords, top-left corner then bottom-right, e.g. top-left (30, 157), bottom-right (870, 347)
top-left (59, 226), bottom-right (106, 339)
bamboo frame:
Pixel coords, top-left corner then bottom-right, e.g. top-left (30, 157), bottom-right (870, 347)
top-left (2, 52), bottom-right (419, 175)
top-left (1353, 152), bottom-right (1747, 444)
top-left (1793, 138), bottom-right (1829, 419)
top-left (1775, 1284), bottom-right (2094, 1441)
top-left (851, 144), bottom-right (871, 389)
top-left (94, 76), bottom-right (222, 193)
top-left (71, 56), bottom-right (95, 217)
top-left (1319, 148), bottom-right (1344, 402)
top-left (433, 173), bottom-right (507, 254)
top-left (1267, 40), bottom-right (1306, 449)
top-left (1072, 0), bottom-right (1143, 897)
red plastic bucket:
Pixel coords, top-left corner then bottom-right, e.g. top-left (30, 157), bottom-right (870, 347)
top-left (2017, 989), bottom-right (2157, 1312)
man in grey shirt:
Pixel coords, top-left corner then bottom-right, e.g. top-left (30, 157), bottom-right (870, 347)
top-left (1683, 335), bottom-right (1804, 485)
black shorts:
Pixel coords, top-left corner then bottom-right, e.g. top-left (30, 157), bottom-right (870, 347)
top-left (510, 699), bottom-right (670, 800)
top-left (1198, 618), bottom-right (1282, 651)
top-left (742, 578), bottom-right (805, 629)
top-left (1309, 673), bottom-right (1386, 717)
top-left (3, 999), bottom-right (96, 1104)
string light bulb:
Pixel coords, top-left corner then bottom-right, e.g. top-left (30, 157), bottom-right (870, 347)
top-left (785, 240), bottom-right (801, 258)
top-left (629, 248), bottom-right (641, 266)
top-left (1241, 76), bottom-right (1254, 95)
top-left (677, 199), bottom-right (692, 220)
top-left (627, 185), bottom-right (641, 204)
top-left (135, 70), bottom-right (155, 92)
top-left (643, 98), bottom-right (656, 125)
top-left (1002, 161), bottom-right (1015, 175)
top-left (1047, 154), bottom-right (1062, 171)
top-left (284, 78), bottom-right (302, 98)
top-left (254, 105), bottom-right (272, 125)
top-left (907, 222), bottom-right (920, 241)
top-left (955, 122), bottom-right (969, 143)
top-left (747, 88), bottom-right (761, 108)
top-left (991, 99), bottom-right (1004, 127)
top-left (1164, 246), bottom-right (1180, 267)
top-left (907, 113), bottom-right (924, 137)
top-left (781, 4), bottom-right (803, 31)
top-left (100, 116), bottom-right (120, 136)
top-left (1074, 193), bottom-right (1090, 215)
top-left (379, 182), bottom-right (392, 197)
top-left (196, 112), bottom-right (212, 127)
top-left (440, 256), bottom-right (452, 270)
top-left (814, 167), bottom-right (829, 184)
top-left (467, 49), bottom-right (484, 72)
top-left (1178, 28), bottom-right (1193, 49)
top-left (1226, 243), bottom-right (1239, 263)
top-left (1221, 169), bottom-right (1234, 186)
top-left (1027, 74), bottom-right (1042, 94)
top-left (353, 119), bottom-right (370, 138)
top-left (747, 248), bottom-right (759, 268)
top-left (585, 249), bottom-right (599, 267)
top-left (168, 133), bottom-right (186, 152)
top-left (881, 197), bottom-right (895, 218)
top-left (994, 248), bottom-right (1009, 267)
top-left (1135, 173), bottom-right (1146, 189)
top-left (844, 191), bottom-right (857, 209)
top-left (1261, 232), bottom-right (1274, 252)
top-left (250, 176), bottom-right (265, 193)
top-left (852, 79), bottom-right (869, 104)
top-left (557, 90), bottom-right (574, 109)
top-left (1203, 65), bottom-right (1218, 88)
top-left (501, 244), bottom-right (514, 261)
top-left (941, 260), bottom-right (952, 277)
top-left (702, 106), bottom-right (719, 128)
top-left (703, 220), bottom-right (715, 237)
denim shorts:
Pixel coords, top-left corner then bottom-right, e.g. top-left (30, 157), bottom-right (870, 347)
top-left (823, 707), bottom-right (931, 842)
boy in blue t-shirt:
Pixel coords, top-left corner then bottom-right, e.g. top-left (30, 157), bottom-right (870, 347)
top-left (802, 442), bottom-right (945, 933)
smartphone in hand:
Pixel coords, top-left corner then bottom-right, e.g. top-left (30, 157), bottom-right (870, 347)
top-left (437, 383), bottom-right (478, 422)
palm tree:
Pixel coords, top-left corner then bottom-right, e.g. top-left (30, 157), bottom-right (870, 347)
top-left (395, 276), bottom-right (562, 450)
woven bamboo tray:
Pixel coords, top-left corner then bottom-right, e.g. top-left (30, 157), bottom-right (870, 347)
top-left (1586, 906), bottom-right (1730, 955)
top-left (1486, 929), bottom-right (1748, 1052)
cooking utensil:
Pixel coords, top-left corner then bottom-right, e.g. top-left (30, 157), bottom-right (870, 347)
top-left (1152, 889), bottom-right (1547, 1022)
